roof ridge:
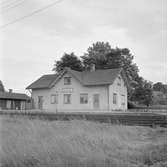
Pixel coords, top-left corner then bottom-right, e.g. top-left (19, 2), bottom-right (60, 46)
top-left (43, 73), bottom-right (58, 76)
top-left (81, 67), bottom-right (122, 73)
top-left (0, 91), bottom-right (30, 100)
top-left (26, 67), bottom-right (126, 89)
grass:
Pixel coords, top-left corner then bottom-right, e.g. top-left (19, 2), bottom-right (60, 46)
top-left (0, 116), bottom-right (167, 167)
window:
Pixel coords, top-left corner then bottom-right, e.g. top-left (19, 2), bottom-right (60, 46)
top-left (64, 77), bottom-right (71, 85)
top-left (51, 94), bottom-right (58, 104)
top-left (93, 94), bottom-right (100, 109)
top-left (113, 93), bottom-right (117, 104)
top-left (64, 94), bottom-right (71, 104)
top-left (80, 94), bottom-right (88, 104)
top-left (121, 95), bottom-right (125, 106)
top-left (38, 96), bottom-right (43, 109)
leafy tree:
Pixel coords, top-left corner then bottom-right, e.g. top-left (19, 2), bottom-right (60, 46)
top-left (82, 42), bottom-right (138, 82)
top-left (129, 76), bottom-right (144, 101)
top-left (106, 48), bottom-right (139, 82)
top-left (81, 42), bottom-right (112, 70)
top-left (132, 80), bottom-right (153, 106)
top-left (53, 52), bottom-right (83, 72)
top-left (153, 82), bottom-right (167, 93)
top-left (82, 42), bottom-right (140, 100)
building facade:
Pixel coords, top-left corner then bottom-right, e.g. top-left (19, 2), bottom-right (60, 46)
top-left (27, 68), bottom-right (128, 112)
top-left (0, 91), bottom-right (30, 110)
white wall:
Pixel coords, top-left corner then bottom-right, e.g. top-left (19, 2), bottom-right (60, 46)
top-left (31, 89), bottom-right (49, 110)
top-left (32, 72), bottom-right (109, 112)
top-left (109, 75), bottom-right (127, 110)
top-left (31, 72), bottom-right (127, 112)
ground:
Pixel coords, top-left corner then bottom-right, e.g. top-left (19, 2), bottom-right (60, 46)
top-left (0, 116), bottom-right (167, 167)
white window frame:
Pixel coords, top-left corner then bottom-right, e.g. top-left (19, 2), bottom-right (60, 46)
top-left (64, 94), bottom-right (71, 104)
top-left (80, 93), bottom-right (88, 104)
top-left (64, 77), bottom-right (71, 85)
top-left (121, 94), bottom-right (125, 106)
top-left (113, 93), bottom-right (117, 104)
top-left (51, 94), bottom-right (58, 104)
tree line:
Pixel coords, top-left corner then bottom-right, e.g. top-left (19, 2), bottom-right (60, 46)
top-left (52, 41), bottom-right (162, 107)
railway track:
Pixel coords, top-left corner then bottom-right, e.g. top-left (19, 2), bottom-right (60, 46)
top-left (0, 111), bottom-right (167, 127)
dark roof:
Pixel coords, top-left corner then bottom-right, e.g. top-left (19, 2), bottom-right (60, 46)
top-left (81, 68), bottom-right (122, 86)
top-left (26, 68), bottom-right (124, 89)
top-left (0, 92), bottom-right (30, 100)
top-left (26, 74), bottom-right (59, 89)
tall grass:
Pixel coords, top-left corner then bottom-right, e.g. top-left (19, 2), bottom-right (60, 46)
top-left (0, 116), bottom-right (167, 167)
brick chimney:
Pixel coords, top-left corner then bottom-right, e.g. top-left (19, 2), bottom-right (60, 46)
top-left (9, 89), bottom-right (13, 93)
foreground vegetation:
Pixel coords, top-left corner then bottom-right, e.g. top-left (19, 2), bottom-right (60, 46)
top-left (0, 116), bottom-right (167, 167)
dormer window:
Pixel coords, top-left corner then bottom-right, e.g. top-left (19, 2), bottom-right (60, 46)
top-left (64, 77), bottom-right (71, 85)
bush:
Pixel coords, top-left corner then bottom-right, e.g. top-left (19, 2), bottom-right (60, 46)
top-left (128, 101), bottom-right (137, 109)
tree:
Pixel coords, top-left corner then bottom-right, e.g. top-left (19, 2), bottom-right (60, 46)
top-left (53, 52), bottom-right (83, 73)
top-left (106, 48), bottom-right (139, 82)
top-left (132, 80), bottom-right (153, 107)
top-left (129, 76), bottom-right (144, 101)
top-left (82, 42), bottom-right (139, 100)
top-left (82, 42), bottom-right (138, 81)
top-left (153, 82), bottom-right (167, 93)
top-left (81, 41), bottom-right (112, 70)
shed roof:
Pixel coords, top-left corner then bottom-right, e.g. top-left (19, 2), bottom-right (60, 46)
top-left (26, 68), bottom-right (125, 89)
top-left (0, 92), bottom-right (30, 100)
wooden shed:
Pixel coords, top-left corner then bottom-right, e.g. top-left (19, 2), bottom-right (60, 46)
top-left (0, 91), bottom-right (30, 110)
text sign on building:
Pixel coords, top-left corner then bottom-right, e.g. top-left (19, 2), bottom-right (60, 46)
top-left (55, 88), bottom-right (73, 93)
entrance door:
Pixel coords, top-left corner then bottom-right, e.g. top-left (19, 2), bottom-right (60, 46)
top-left (38, 96), bottom-right (43, 110)
top-left (93, 94), bottom-right (100, 109)
top-left (15, 100), bottom-right (21, 110)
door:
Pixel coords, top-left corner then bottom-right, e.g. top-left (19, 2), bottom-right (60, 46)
top-left (6, 100), bottom-right (11, 109)
top-left (93, 94), bottom-right (100, 109)
top-left (38, 96), bottom-right (43, 110)
top-left (15, 100), bottom-right (21, 110)
top-left (0, 100), bottom-right (6, 109)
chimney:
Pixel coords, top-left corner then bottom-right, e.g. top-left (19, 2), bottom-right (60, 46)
top-left (90, 63), bottom-right (95, 72)
top-left (9, 89), bottom-right (13, 93)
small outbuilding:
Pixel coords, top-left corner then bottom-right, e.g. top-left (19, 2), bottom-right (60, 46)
top-left (0, 90), bottom-right (30, 110)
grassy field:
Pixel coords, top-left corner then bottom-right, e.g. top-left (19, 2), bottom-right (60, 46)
top-left (0, 116), bottom-right (167, 167)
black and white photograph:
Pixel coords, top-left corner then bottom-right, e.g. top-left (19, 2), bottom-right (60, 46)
top-left (0, 0), bottom-right (167, 166)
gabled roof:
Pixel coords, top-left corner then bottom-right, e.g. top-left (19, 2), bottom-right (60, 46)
top-left (26, 74), bottom-right (59, 89)
top-left (0, 92), bottom-right (30, 100)
top-left (26, 68), bottom-right (126, 89)
top-left (81, 68), bottom-right (122, 86)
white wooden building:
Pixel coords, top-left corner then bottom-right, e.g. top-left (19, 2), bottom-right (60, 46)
top-left (26, 67), bottom-right (128, 112)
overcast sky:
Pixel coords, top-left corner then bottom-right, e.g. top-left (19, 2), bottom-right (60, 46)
top-left (0, 0), bottom-right (167, 94)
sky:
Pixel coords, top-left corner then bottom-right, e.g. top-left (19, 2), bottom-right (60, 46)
top-left (0, 0), bottom-right (167, 94)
